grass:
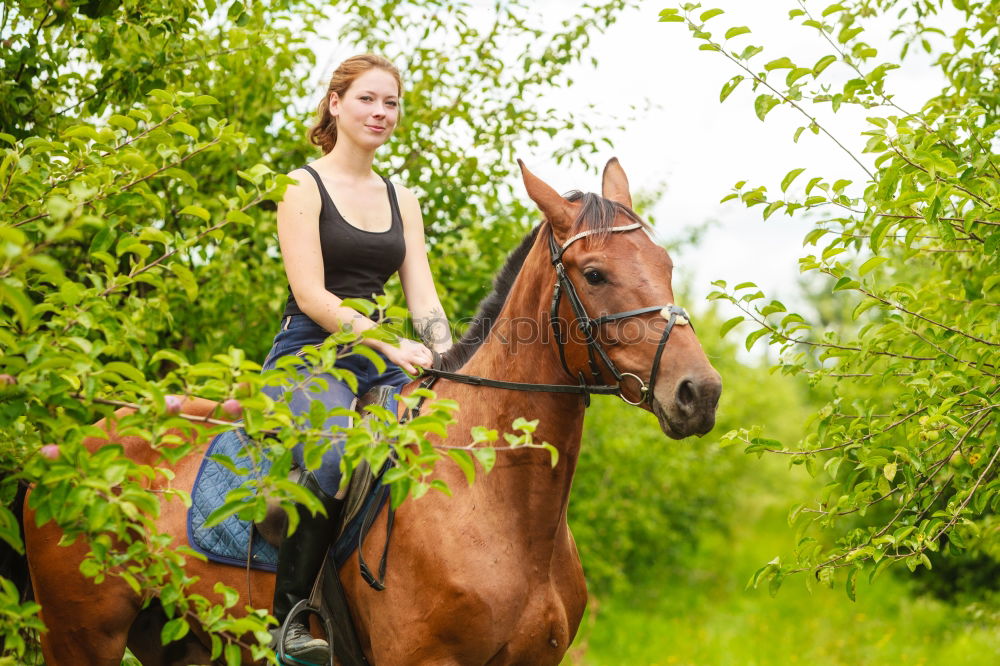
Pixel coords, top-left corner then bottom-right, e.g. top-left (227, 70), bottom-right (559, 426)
top-left (567, 462), bottom-right (1000, 666)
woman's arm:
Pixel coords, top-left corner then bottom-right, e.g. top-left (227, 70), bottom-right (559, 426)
top-left (276, 170), bottom-right (432, 373)
top-left (395, 185), bottom-right (454, 354)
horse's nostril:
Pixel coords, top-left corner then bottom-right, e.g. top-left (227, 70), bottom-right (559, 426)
top-left (677, 378), bottom-right (696, 410)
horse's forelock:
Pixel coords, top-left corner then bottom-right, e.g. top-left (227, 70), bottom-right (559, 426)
top-left (564, 191), bottom-right (648, 247)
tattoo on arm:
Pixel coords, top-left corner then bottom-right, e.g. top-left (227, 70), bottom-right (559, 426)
top-left (413, 307), bottom-right (452, 351)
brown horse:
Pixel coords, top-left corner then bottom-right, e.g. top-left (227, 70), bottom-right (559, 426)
top-left (18, 159), bottom-right (721, 665)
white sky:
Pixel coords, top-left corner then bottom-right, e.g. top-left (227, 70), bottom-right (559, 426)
top-left (311, 0), bottom-right (949, 317)
top-left (522, 0), bottom-right (947, 312)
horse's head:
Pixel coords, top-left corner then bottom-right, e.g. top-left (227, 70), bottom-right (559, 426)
top-left (519, 158), bottom-right (722, 439)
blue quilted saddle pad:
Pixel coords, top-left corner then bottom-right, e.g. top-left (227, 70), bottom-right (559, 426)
top-left (187, 428), bottom-right (392, 572)
top-left (188, 428), bottom-right (279, 571)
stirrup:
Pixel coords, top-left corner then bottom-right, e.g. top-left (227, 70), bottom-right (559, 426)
top-left (276, 599), bottom-right (336, 666)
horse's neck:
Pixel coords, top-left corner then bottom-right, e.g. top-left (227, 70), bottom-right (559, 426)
top-left (451, 240), bottom-right (588, 531)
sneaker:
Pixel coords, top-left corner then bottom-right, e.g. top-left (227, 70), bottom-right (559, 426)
top-left (277, 620), bottom-right (330, 665)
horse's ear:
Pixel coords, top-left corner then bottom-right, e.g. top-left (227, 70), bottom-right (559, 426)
top-left (602, 157), bottom-right (632, 209)
top-left (518, 159), bottom-right (575, 239)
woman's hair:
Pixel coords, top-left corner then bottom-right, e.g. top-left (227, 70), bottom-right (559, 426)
top-left (308, 54), bottom-right (403, 154)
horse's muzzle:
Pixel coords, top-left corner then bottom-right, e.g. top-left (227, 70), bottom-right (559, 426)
top-left (653, 371), bottom-right (722, 439)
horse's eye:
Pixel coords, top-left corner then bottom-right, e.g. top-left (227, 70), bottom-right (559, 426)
top-left (583, 269), bottom-right (605, 285)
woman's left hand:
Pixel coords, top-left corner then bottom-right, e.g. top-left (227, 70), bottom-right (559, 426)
top-left (380, 337), bottom-right (434, 375)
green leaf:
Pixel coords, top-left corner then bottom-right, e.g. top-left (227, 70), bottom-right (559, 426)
top-left (719, 316), bottom-right (744, 337)
top-left (813, 55), bottom-right (837, 75)
top-left (858, 256), bottom-right (888, 276)
top-left (768, 571), bottom-right (783, 597)
top-left (108, 114), bottom-right (137, 132)
top-left (170, 263), bottom-right (199, 300)
top-left (846, 567), bottom-right (858, 602)
top-left (189, 95), bottom-right (220, 106)
top-left (725, 26), bottom-right (751, 39)
top-left (148, 88), bottom-right (174, 103)
top-left (225, 643), bottom-right (241, 666)
top-left (883, 462), bottom-right (897, 482)
top-left (786, 67), bottom-right (812, 86)
top-left (869, 216), bottom-right (894, 252)
top-left (781, 168), bottom-right (805, 192)
top-left (225, 209), bottom-right (254, 225)
top-left (512, 417), bottom-right (538, 432)
top-left (658, 8), bottom-right (684, 22)
top-left (851, 298), bottom-right (880, 320)
top-left (719, 75), bottom-right (744, 102)
top-left (473, 447), bottom-right (496, 473)
top-left (754, 94), bottom-right (779, 121)
top-left (151, 349), bottom-right (189, 367)
top-left (170, 121), bottom-right (200, 139)
top-left (541, 443), bottom-right (559, 468)
top-left (745, 328), bottom-right (769, 351)
top-left (103, 361), bottom-right (146, 383)
top-left (0, 506), bottom-right (24, 553)
top-left (0, 281), bottom-right (34, 329)
top-left (833, 276), bottom-right (859, 291)
top-left (700, 8), bottom-right (724, 21)
top-left (340, 297), bottom-right (376, 316)
top-left (179, 205), bottom-right (211, 222)
top-left (764, 57), bottom-right (794, 70)
top-left (349, 344), bottom-right (388, 375)
top-left (161, 617), bottom-right (189, 644)
top-left (447, 449), bottom-right (476, 486)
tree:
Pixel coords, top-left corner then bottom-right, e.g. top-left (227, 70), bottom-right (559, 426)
top-left (661, 0), bottom-right (999, 597)
top-left (0, 0), bottom-right (633, 657)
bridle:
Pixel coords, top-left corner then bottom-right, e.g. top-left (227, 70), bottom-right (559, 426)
top-left (424, 222), bottom-right (691, 406)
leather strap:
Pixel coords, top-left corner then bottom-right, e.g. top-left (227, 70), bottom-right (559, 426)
top-left (422, 367), bottom-right (620, 395)
top-left (421, 222), bottom-right (692, 404)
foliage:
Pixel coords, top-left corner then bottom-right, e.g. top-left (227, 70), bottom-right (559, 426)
top-left (0, 0), bottom-right (633, 658)
top-left (570, 479), bottom-right (1000, 666)
top-left (661, 0), bottom-right (999, 597)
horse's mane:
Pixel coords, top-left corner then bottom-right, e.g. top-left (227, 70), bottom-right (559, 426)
top-left (438, 191), bottom-right (647, 372)
top-left (439, 225), bottom-right (541, 372)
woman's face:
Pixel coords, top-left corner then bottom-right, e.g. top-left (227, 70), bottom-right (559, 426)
top-left (330, 68), bottom-right (401, 150)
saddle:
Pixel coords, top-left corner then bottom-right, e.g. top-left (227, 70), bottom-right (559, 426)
top-left (187, 385), bottom-right (399, 666)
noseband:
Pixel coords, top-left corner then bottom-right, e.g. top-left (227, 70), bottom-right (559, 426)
top-left (547, 223), bottom-right (690, 406)
top-left (424, 222), bottom-right (691, 405)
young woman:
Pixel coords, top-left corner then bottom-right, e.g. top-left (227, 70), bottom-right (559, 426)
top-left (260, 54), bottom-right (453, 663)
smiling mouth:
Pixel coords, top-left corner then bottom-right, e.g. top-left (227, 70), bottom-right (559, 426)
top-left (366, 125), bottom-right (386, 131)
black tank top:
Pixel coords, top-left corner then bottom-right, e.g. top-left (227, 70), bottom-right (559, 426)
top-left (282, 165), bottom-right (407, 317)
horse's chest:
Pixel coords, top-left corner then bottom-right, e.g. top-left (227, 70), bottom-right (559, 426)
top-left (455, 548), bottom-right (586, 664)
top-left (500, 586), bottom-right (578, 663)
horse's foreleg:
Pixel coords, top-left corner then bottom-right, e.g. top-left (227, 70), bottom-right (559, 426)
top-left (25, 512), bottom-right (140, 666)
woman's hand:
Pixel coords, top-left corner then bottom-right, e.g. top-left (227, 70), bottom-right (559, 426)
top-left (380, 337), bottom-right (434, 376)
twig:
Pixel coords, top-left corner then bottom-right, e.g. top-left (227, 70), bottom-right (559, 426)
top-left (10, 111), bottom-right (182, 219)
top-left (689, 14), bottom-right (874, 180)
top-left (847, 279), bottom-right (1000, 347)
top-left (890, 143), bottom-right (1000, 214)
top-left (730, 298), bottom-right (936, 361)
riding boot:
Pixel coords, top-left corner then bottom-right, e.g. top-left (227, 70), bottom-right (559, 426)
top-left (272, 470), bottom-right (344, 665)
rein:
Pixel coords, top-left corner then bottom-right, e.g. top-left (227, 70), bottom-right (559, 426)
top-left (424, 222), bottom-right (691, 405)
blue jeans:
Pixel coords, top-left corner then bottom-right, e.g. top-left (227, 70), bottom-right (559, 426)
top-left (261, 314), bottom-right (410, 496)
